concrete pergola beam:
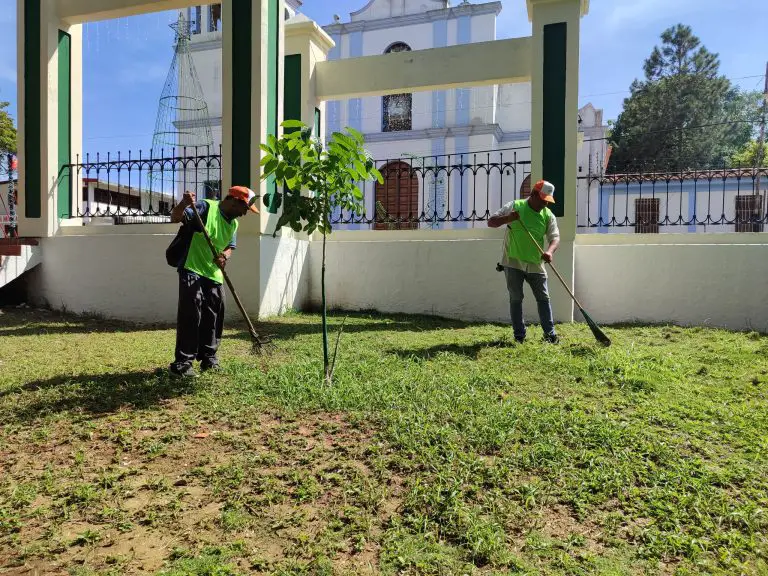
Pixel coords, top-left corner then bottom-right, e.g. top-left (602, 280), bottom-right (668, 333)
top-left (56, 0), bottom-right (196, 24)
top-left (315, 37), bottom-right (531, 101)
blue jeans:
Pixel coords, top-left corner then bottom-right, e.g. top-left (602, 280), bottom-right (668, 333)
top-left (504, 267), bottom-right (556, 341)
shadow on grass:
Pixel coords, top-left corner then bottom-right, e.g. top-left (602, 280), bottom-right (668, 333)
top-left (387, 339), bottom-right (511, 361)
top-left (230, 311), bottom-right (478, 344)
top-left (1, 370), bottom-right (198, 423)
top-left (0, 307), bottom-right (175, 337)
top-left (0, 308), bottom-right (479, 340)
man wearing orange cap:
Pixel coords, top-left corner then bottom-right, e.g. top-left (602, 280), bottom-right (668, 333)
top-left (488, 179), bottom-right (560, 344)
top-left (167, 185), bottom-right (259, 377)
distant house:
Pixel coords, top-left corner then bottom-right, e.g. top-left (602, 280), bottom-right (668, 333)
top-left (579, 168), bottom-right (767, 234)
top-left (79, 178), bottom-right (175, 224)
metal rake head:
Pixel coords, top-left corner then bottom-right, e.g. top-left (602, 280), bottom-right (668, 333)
top-left (249, 329), bottom-right (277, 355)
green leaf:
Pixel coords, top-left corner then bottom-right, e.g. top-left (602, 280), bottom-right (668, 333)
top-left (371, 167), bottom-right (384, 184)
top-left (282, 119), bottom-right (306, 129)
top-left (262, 158), bottom-right (278, 178)
top-left (275, 163), bottom-right (286, 184)
top-left (332, 133), bottom-right (357, 151)
top-left (345, 126), bottom-right (364, 143)
top-left (345, 166), bottom-right (361, 181)
top-left (353, 160), bottom-right (366, 176)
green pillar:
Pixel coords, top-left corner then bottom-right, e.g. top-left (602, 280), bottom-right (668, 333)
top-left (58, 30), bottom-right (72, 219)
top-left (24, 0), bottom-right (41, 219)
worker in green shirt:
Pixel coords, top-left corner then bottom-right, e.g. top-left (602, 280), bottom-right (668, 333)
top-left (167, 185), bottom-right (259, 377)
top-left (488, 179), bottom-right (560, 344)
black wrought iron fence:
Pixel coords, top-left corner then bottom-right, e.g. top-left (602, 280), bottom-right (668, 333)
top-left (66, 147), bottom-right (221, 224)
top-left (331, 147), bottom-right (532, 229)
top-left (65, 146), bottom-right (766, 234)
top-left (578, 167), bottom-right (768, 233)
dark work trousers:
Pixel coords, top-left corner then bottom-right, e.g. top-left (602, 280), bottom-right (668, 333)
top-left (173, 270), bottom-right (225, 369)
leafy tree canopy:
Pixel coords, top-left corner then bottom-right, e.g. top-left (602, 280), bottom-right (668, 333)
top-left (608, 24), bottom-right (761, 172)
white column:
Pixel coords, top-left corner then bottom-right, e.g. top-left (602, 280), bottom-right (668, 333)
top-left (528, 0), bottom-right (588, 323)
top-left (16, 0), bottom-right (83, 238)
top-left (281, 15), bottom-right (334, 231)
top-left (221, 0), bottom-right (285, 237)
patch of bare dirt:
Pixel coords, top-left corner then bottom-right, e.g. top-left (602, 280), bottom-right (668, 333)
top-left (0, 406), bottom-right (398, 575)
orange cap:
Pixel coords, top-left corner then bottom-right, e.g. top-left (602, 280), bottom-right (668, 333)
top-left (227, 186), bottom-right (260, 213)
top-left (533, 180), bottom-right (555, 204)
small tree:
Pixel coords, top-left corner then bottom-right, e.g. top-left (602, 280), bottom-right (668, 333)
top-left (608, 25), bottom-right (759, 171)
top-left (731, 140), bottom-right (768, 168)
top-left (260, 120), bottom-right (382, 382)
top-left (0, 102), bottom-right (16, 176)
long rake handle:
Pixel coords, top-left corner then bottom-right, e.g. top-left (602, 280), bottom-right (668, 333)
top-left (514, 217), bottom-right (586, 312)
top-left (189, 201), bottom-right (261, 338)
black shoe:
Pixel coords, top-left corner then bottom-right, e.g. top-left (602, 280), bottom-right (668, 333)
top-left (169, 363), bottom-right (198, 378)
top-left (515, 337), bottom-right (526, 344)
top-left (200, 361), bottom-right (221, 373)
top-left (543, 334), bottom-right (560, 344)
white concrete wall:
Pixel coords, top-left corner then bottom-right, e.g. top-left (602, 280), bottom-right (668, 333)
top-left (363, 22), bottom-right (433, 53)
top-left (191, 44), bottom-right (224, 117)
top-left (497, 83), bottom-right (531, 133)
top-left (471, 12), bottom-right (495, 42)
top-left (575, 234), bottom-right (768, 332)
top-left (307, 229), bottom-right (572, 324)
top-left (15, 229), bottom-right (768, 334)
top-left (258, 233), bottom-right (310, 317)
top-left (351, 0), bottom-right (449, 21)
top-left (306, 231), bottom-right (768, 332)
top-left (28, 233), bottom-right (180, 322)
top-left (27, 229), bottom-right (262, 324)
top-left (23, 227), bottom-right (308, 323)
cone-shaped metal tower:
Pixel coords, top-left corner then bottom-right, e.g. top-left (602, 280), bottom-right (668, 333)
top-left (149, 12), bottom-right (216, 205)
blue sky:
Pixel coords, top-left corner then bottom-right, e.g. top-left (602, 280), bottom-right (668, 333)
top-left (0, 0), bottom-right (765, 157)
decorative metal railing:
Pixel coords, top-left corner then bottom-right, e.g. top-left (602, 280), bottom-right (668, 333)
top-left (331, 147), bottom-right (533, 229)
top-left (577, 167), bottom-right (768, 233)
top-left (65, 147), bottom-right (221, 224)
top-left (63, 147), bottom-right (767, 234)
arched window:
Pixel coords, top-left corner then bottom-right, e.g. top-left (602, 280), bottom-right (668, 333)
top-left (383, 43), bottom-right (412, 132)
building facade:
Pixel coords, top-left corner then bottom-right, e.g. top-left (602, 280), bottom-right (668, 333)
top-left (183, 0), bottom-right (608, 229)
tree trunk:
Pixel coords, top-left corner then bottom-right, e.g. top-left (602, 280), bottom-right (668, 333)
top-left (322, 229), bottom-right (330, 383)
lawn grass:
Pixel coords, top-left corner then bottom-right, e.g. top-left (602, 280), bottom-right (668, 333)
top-left (1, 307), bottom-right (767, 575)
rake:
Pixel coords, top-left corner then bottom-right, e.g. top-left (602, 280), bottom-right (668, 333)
top-left (516, 219), bottom-right (611, 347)
top-left (189, 203), bottom-right (274, 354)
